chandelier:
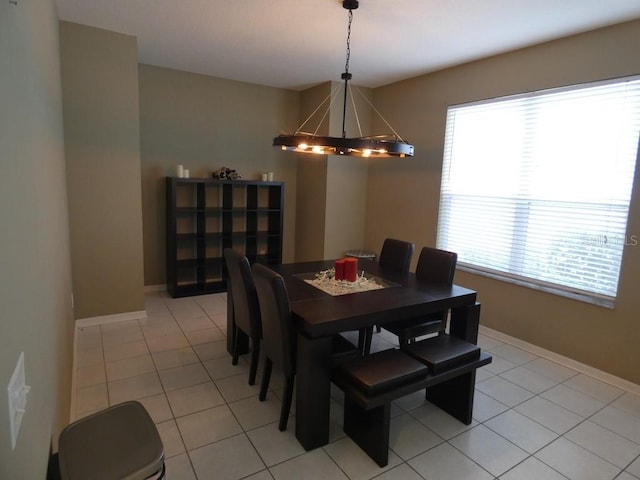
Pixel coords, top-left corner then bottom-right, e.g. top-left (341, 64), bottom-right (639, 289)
top-left (273, 0), bottom-right (414, 158)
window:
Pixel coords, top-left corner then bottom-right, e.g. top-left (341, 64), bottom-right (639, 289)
top-left (437, 77), bottom-right (640, 307)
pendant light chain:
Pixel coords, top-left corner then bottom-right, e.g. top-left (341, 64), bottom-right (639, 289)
top-left (341, 8), bottom-right (355, 138)
top-left (345, 9), bottom-right (353, 75)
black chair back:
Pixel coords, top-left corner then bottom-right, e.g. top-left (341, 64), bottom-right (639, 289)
top-left (415, 246), bottom-right (458, 285)
top-left (379, 238), bottom-right (414, 274)
top-left (251, 263), bottom-right (296, 377)
top-left (375, 246), bottom-right (458, 352)
top-left (251, 263), bottom-right (358, 431)
top-left (224, 248), bottom-right (261, 340)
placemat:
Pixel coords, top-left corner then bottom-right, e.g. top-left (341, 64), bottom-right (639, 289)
top-left (295, 268), bottom-right (398, 296)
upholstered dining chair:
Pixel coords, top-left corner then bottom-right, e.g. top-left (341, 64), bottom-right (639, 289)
top-left (381, 246), bottom-right (458, 348)
top-left (251, 263), bottom-right (360, 431)
top-left (359, 238), bottom-right (415, 354)
top-left (224, 248), bottom-right (262, 385)
top-left (378, 238), bottom-right (414, 274)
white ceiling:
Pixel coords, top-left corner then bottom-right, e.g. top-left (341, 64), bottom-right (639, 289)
top-left (55, 0), bottom-right (640, 90)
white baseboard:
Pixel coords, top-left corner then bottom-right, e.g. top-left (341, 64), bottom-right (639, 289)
top-left (71, 309), bottom-right (148, 421)
top-left (480, 325), bottom-right (640, 396)
top-left (70, 325), bottom-right (78, 421)
top-left (144, 284), bottom-right (166, 293)
top-left (75, 310), bottom-right (148, 328)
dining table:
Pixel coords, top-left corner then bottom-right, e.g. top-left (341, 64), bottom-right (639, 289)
top-left (226, 258), bottom-right (479, 451)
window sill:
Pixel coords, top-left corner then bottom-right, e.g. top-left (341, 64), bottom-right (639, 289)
top-left (457, 264), bottom-right (615, 309)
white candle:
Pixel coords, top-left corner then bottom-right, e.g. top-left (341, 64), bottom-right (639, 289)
top-left (261, 173), bottom-right (268, 181)
top-left (176, 164), bottom-right (184, 178)
top-left (267, 172), bottom-right (274, 181)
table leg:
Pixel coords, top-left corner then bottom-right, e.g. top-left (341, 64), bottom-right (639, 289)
top-left (449, 302), bottom-right (481, 344)
top-left (295, 334), bottom-right (333, 450)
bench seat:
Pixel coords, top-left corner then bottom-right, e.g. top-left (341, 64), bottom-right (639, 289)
top-left (405, 333), bottom-right (481, 373)
top-left (332, 340), bottom-right (492, 467)
top-left (333, 351), bottom-right (491, 411)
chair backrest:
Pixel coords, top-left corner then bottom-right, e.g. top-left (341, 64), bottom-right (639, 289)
top-left (224, 248), bottom-right (261, 340)
top-left (379, 238), bottom-right (414, 274)
top-left (251, 263), bottom-right (296, 376)
top-left (415, 246), bottom-right (458, 285)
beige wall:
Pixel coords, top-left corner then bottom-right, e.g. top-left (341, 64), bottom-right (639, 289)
top-left (323, 82), bottom-right (371, 259)
top-left (295, 154), bottom-right (329, 262)
top-left (295, 81), bottom-right (372, 261)
top-left (59, 22), bottom-right (145, 318)
top-left (366, 20), bottom-right (640, 383)
top-left (294, 83), bottom-right (330, 262)
top-left (324, 155), bottom-right (369, 259)
top-left (138, 65), bottom-right (299, 286)
top-left (0, 1), bottom-right (74, 477)
top-left (296, 167), bottom-right (372, 259)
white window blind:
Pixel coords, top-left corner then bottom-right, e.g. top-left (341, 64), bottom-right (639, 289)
top-left (437, 77), bottom-right (640, 306)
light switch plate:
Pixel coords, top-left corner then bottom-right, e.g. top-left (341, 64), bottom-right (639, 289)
top-left (8, 352), bottom-right (30, 450)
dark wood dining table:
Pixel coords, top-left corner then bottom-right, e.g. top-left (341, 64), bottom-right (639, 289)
top-left (226, 258), bottom-right (479, 451)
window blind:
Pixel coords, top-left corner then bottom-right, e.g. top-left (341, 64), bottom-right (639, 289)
top-left (437, 77), bottom-right (640, 306)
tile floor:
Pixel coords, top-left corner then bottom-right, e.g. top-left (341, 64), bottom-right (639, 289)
top-left (73, 291), bottom-right (640, 480)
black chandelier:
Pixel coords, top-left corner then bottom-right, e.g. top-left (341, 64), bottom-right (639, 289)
top-left (273, 0), bottom-right (414, 158)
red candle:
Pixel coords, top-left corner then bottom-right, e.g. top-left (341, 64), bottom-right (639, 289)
top-left (334, 259), bottom-right (346, 280)
top-left (344, 257), bottom-right (358, 282)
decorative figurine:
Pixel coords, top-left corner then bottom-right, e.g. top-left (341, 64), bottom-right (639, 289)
top-left (212, 166), bottom-right (242, 180)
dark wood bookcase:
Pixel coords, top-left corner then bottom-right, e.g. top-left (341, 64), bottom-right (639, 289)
top-left (166, 177), bottom-right (284, 298)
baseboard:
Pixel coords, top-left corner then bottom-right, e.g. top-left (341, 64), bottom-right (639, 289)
top-left (144, 284), bottom-right (166, 293)
top-left (71, 309), bottom-right (148, 421)
top-left (75, 310), bottom-right (148, 328)
top-left (479, 325), bottom-right (640, 396)
top-left (69, 324), bottom-right (78, 422)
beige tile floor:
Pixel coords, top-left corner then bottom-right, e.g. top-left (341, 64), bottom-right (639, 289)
top-left (73, 291), bottom-right (640, 480)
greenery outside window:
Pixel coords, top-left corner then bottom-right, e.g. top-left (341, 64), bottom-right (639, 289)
top-left (437, 77), bottom-right (640, 307)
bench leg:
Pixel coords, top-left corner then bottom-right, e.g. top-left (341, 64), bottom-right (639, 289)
top-left (343, 398), bottom-right (390, 467)
top-left (426, 370), bottom-right (476, 425)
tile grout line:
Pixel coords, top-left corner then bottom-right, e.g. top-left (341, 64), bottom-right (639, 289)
top-left (73, 294), bottom-right (640, 480)
top-left (157, 298), bottom-right (203, 479)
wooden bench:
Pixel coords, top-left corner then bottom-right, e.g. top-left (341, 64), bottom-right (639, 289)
top-left (332, 334), bottom-right (492, 467)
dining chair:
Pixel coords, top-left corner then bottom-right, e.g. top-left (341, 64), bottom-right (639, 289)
top-left (251, 263), bottom-right (360, 431)
top-left (378, 238), bottom-right (414, 274)
top-left (224, 248), bottom-right (262, 385)
top-left (381, 246), bottom-right (458, 349)
top-left (359, 238), bottom-right (415, 354)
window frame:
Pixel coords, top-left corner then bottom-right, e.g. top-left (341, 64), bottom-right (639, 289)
top-left (436, 76), bottom-right (640, 309)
